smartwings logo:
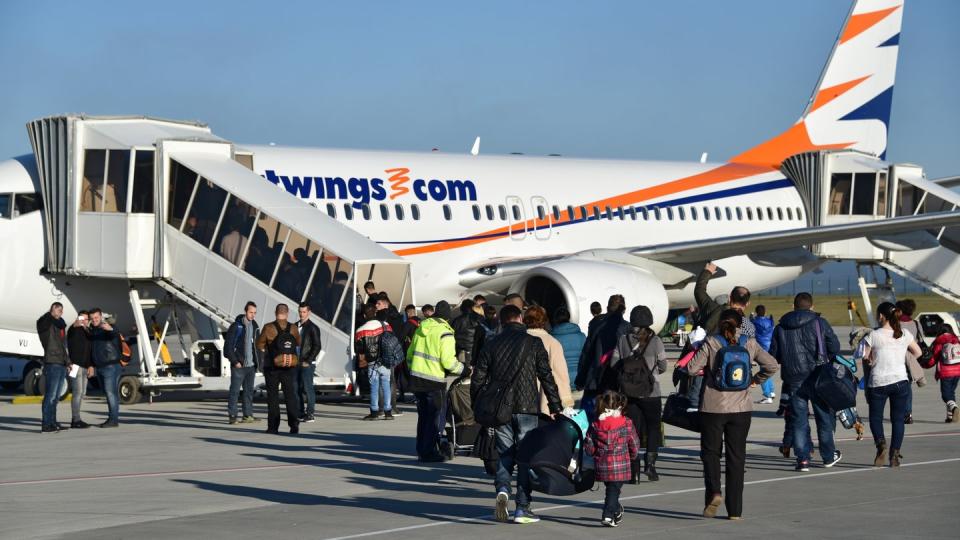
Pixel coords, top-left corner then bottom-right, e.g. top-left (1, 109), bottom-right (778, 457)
top-left (264, 167), bottom-right (478, 209)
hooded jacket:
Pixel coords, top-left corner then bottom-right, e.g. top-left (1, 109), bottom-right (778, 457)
top-left (584, 414), bottom-right (640, 483)
top-left (550, 322), bottom-right (586, 370)
top-left (769, 309), bottom-right (840, 384)
top-left (752, 315), bottom-right (775, 351)
top-left (472, 322), bottom-right (562, 415)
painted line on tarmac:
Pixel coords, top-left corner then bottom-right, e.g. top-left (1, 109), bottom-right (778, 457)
top-left (323, 456), bottom-right (960, 540)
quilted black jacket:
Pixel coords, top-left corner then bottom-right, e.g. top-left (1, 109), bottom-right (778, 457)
top-left (471, 322), bottom-right (562, 415)
top-left (451, 310), bottom-right (486, 365)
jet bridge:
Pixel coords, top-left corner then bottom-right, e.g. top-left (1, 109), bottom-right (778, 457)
top-left (782, 150), bottom-right (960, 311)
top-left (27, 115), bottom-right (414, 400)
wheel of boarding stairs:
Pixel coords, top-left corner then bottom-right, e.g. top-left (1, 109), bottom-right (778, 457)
top-left (23, 367), bottom-right (42, 396)
top-left (118, 376), bottom-right (142, 405)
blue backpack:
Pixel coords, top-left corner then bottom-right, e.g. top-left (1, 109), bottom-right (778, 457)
top-left (712, 335), bottom-right (752, 391)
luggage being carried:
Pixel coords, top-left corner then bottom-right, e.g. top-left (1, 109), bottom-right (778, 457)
top-left (662, 392), bottom-right (700, 433)
top-left (808, 323), bottom-right (857, 412)
top-left (516, 411), bottom-right (595, 496)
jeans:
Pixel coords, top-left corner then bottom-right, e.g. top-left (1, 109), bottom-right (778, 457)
top-left (700, 411), bottom-right (751, 518)
top-left (228, 365), bottom-right (256, 418)
top-left (70, 370), bottom-right (88, 422)
top-left (265, 368), bottom-right (299, 432)
top-left (867, 380), bottom-right (910, 450)
top-left (603, 482), bottom-right (623, 519)
top-left (41, 363), bottom-right (66, 426)
top-left (298, 363), bottom-right (316, 416)
top-left (494, 413), bottom-right (539, 508)
top-left (761, 378), bottom-right (775, 398)
top-left (414, 389), bottom-right (446, 458)
top-left (941, 377), bottom-right (959, 404)
top-left (624, 397), bottom-right (662, 454)
top-left (97, 363), bottom-right (121, 424)
top-left (791, 388), bottom-right (836, 465)
top-left (368, 364), bottom-right (392, 412)
top-left (780, 382), bottom-right (794, 448)
top-left (905, 383), bottom-right (913, 415)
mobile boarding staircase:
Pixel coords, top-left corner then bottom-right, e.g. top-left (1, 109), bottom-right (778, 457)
top-left (27, 115), bottom-right (414, 401)
top-left (782, 150), bottom-right (960, 327)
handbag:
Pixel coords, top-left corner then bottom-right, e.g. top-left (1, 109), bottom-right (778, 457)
top-left (810, 320), bottom-right (857, 412)
top-left (473, 341), bottom-right (527, 427)
top-left (662, 392), bottom-right (701, 433)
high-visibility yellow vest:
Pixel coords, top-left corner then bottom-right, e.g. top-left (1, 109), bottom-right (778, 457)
top-left (406, 317), bottom-right (462, 383)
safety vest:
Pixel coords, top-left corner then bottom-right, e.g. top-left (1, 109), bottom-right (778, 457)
top-left (406, 317), bottom-right (462, 383)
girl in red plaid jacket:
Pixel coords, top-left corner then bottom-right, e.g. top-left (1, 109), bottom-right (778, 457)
top-left (584, 390), bottom-right (640, 527)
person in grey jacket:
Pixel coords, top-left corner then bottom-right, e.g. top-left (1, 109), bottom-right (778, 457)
top-left (609, 305), bottom-right (668, 482)
top-left (225, 302), bottom-right (261, 424)
top-left (37, 302), bottom-right (70, 433)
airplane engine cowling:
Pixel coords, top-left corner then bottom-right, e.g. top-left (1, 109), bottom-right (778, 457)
top-left (508, 260), bottom-right (669, 333)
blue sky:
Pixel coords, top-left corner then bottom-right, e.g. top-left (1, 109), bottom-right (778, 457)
top-left (1, 0), bottom-right (957, 177)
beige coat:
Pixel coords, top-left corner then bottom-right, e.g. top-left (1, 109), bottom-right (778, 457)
top-left (529, 328), bottom-right (574, 414)
top-left (686, 332), bottom-right (779, 414)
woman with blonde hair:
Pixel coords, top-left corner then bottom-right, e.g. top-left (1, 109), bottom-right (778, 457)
top-left (524, 306), bottom-right (574, 414)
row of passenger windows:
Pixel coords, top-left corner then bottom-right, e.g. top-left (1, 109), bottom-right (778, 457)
top-left (323, 200), bottom-right (805, 223)
top-left (0, 192), bottom-right (42, 219)
top-left (166, 160), bottom-right (353, 331)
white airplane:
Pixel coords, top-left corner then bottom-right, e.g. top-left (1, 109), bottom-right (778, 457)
top-left (1, 0), bottom-right (957, 391)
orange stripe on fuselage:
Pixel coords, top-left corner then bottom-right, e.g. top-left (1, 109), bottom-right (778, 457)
top-left (392, 162), bottom-right (770, 257)
top-left (809, 75), bottom-right (871, 113)
top-left (840, 5), bottom-right (900, 44)
top-left (729, 122), bottom-right (853, 170)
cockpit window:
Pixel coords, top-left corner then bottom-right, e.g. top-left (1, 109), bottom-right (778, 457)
top-left (13, 193), bottom-right (42, 217)
top-left (0, 194), bottom-right (10, 218)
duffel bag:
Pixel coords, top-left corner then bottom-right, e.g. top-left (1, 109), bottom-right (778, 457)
top-left (811, 361), bottom-right (857, 412)
top-left (662, 393), bottom-right (700, 433)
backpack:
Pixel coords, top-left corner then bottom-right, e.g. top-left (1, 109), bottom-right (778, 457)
top-left (618, 336), bottom-right (655, 398)
top-left (943, 342), bottom-right (960, 366)
top-left (913, 321), bottom-right (934, 365)
top-left (270, 322), bottom-right (299, 368)
top-left (377, 323), bottom-right (405, 369)
top-left (712, 335), bottom-right (752, 392)
top-left (118, 333), bottom-right (132, 367)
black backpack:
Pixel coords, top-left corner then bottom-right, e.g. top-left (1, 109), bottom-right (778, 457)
top-left (377, 323), bottom-right (405, 369)
top-left (618, 336), bottom-right (654, 398)
top-left (270, 322), bottom-right (299, 368)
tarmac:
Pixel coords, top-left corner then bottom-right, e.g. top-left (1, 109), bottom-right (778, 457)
top-left (2, 342), bottom-right (959, 540)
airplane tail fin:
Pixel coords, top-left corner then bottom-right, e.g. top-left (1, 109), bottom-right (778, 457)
top-left (731, 0), bottom-right (904, 168)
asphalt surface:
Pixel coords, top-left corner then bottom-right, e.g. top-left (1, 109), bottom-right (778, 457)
top-left (2, 359), bottom-right (959, 539)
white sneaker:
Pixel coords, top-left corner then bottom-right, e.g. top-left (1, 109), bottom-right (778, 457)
top-left (495, 491), bottom-right (509, 523)
top-left (770, 392), bottom-right (776, 398)
top-left (756, 397), bottom-right (774, 405)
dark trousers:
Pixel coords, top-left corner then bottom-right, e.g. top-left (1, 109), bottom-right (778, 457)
top-left (265, 368), bottom-right (299, 432)
top-left (867, 380), bottom-right (910, 450)
top-left (298, 364), bottom-right (316, 417)
top-left (942, 377), bottom-right (959, 404)
top-left (414, 389), bottom-right (446, 458)
top-left (624, 396), bottom-right (662, 453)
top-left (603, 482), bottom-right (623, 519)
top-left (700, 411), bottom-right (751, 518)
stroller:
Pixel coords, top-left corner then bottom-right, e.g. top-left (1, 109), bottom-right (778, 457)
top-left (442, 375), bottom-right (481, 459)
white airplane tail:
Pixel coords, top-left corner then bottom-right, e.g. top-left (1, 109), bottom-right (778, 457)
top-left (732, 0), bottom-right (904, 168)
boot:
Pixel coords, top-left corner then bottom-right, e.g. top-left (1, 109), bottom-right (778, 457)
top-left (873, 441), bottom-right (887, 467)
top-left (629, 458), bottom-right (640, 484)
top-left (890, 449), bottom-right (902, 467)
top-left (644, 452), bottom-right (660, 481)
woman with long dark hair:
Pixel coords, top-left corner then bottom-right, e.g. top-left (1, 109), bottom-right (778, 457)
top-left (687, 309), bottom-right (778, 520)
top-left (862, 302), bottom-right (922, 467)
top-left (609, 305), bottom-right (667, 482)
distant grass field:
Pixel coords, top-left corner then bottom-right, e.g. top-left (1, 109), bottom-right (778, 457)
top-left (751, 293), bottom-right (960, 327)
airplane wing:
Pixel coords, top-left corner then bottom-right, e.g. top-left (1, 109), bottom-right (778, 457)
top-left (630, 211), bottom-right (960, 264)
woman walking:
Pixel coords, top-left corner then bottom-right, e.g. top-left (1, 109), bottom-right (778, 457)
top-left (687, 309), bottom-right (778, 520)
top-left (862, 302), bottom-right (922, 467)
top-left (609, 305), bottom-right (667, 482)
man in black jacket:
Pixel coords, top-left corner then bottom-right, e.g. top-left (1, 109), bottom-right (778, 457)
top-left (575, 295), bottom-right (631, 403)
top-left (296, 302), bottom-right (323, 423)
top-left (37, 302), bottom-right (70, 433)
top-left (225, 302), bottom-right (261, 425)
top-left (89, 308), bottom-right (122, 428)
top-left (452, 299), bottom-right (485, 366)
top-left (769, 292), bottom-right (842, 472)
top-left (67, 310), bottom-right (93, 429)
top-left (472, 305), bottom-right (562, 524)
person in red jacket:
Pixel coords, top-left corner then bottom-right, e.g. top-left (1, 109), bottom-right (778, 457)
top-left (584, 390), bottom-right (640, 528)
top-left (928, 324), bottom-right (960, 423)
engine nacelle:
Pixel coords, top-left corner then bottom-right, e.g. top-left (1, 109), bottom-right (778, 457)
top-left (508, 259), bottom-right (669, 333)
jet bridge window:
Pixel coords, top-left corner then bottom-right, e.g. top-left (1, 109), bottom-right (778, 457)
top-left (168, 161), bottom-right (199, 229)
top-left (131, 150), bottom-right (154, 213)
top-left (851, 172), bottom-right (877, 215)
top-left (183, 178), bottom-right (227, 249)
top-left (305, 250), bottom-right (347, 325)
top-left (214, 196), bottom-right (256, 267)
top-left (80, 149), bottom-right (106, 212)
top-left (13, 193), bottom-right (42, 217)
top-left (876, 172), bottom-right (888, 215)
top-left (829, 173), bottom-right (853, 215)
top-left (273, 226), bottom-right (315, 302)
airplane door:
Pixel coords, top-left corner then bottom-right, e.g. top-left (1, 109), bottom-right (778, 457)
top-left (531, 196), bottom-right (552, 240)
top-left (506, 196), bottom-right (527, 240)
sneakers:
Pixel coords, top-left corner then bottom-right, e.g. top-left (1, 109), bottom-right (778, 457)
top-left (99, 421), bottom-right (119, 428)
top-left (494, 491), bottom-right (510, 523)
top-left (71, 420), bottom-right (91, 429)
top-left (778, 446), bottom-right (791, 459)
top-left (40, 424), bottom-right (60, 433)
top-left (795, 460), bottom-right (810, 472)
top-left (601, 516), bottom-right (618, 527)
top-left (383, 411), bottom-right (395, 420)
top-left (756, 397), bottom-right (774, 405)
top-left (824, 450), bottom-right (843, 468)
top-left (614, 504), bottom-right (624, 526)
top-left (513, 507), bottom-right (540, 524)
top-left (240, 416), bottom-right (258, 424)
top-left (391, 408), bottom-right (404, 417)
top-left (904, 413), bottom-right (914, 425)
top-left (229, 416), bottom-right (238, 425)
top-left (949, 403), bottom-right (960, 423)
top-left (301, 415), bottom-right (316, 423)
top-left (703, 493), bottom-right (723, 518)
top-left (362, 412), bottom-right (383, 421)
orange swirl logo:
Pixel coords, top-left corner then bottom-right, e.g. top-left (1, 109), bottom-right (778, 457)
top-left (385, 167), bottom-right (410, 200)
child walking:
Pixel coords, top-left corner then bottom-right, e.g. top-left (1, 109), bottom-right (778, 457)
top-left (584, 390), bottom-right (640, 527)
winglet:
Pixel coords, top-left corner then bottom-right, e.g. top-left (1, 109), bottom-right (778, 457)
top-left (471, 136), bottom-right (480, 156)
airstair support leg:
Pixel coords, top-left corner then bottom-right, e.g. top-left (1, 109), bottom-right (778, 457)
top-left (128, 288), bottom-right (158, 379)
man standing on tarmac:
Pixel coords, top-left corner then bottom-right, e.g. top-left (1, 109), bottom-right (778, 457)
top-left (472, 304), bottom-right (563, 524)
top-left (37, 302), bottom-right (70, 433)
top-left (406, 300), bottom-right (464, 462)
top-left (89, 308), bottom-right (122, 428)
top-left (256, 304), bottom-right (301, 435)
top-left (225, 302), bottom-right (260, 425)
top-left (67, 310), bottom-right (94, 429)
top-left (296, 302), bottom-right (323, 423)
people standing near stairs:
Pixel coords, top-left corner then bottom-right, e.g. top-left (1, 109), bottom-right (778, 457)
top-left (608, 305), bottom-right (667, 483)
top-left (296, 302), bottom-right (323, 424)
top-left (256, 304), bottom-right (301, 435)
top-left (225, 302), bottom-right (261, 425)
top-left (89, 308), bottom-right (122, 428)
top-left (37, 302), bottom-right (70, 433)
top-left (67, 310), bottom-right (94, 429)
